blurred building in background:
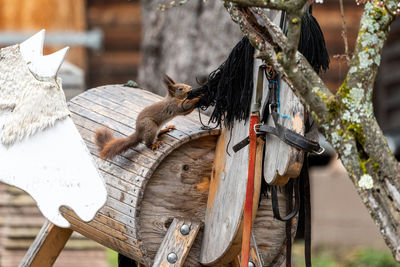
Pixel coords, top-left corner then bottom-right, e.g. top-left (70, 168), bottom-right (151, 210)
top-left (0, 0), bottom-right (399, 266)
top-left (0, 0), bottom-right (140, 266)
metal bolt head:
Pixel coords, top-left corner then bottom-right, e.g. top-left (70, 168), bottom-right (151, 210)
top-left (167, 252), bottom-right (178, 263)
top-left (248, 261), bottom-right (255, 267)
top-left (180, 224), bottom-right (190, 235)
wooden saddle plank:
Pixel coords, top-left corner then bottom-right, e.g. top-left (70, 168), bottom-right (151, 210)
top-left (199, 124), bottom-right (264, 266)
top-left (262, 11), bottom-right (305, 185)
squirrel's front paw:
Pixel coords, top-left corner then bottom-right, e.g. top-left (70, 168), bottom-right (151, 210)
top-left (151, 141), bottom-right (163, 150)
top-left (166, 125), bottom-right (176, 131)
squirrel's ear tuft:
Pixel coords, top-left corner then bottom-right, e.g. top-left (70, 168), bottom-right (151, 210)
top-left (163, 74), bottom-right (175, 86)
top-left (163, 74), bottom-right (176, 96)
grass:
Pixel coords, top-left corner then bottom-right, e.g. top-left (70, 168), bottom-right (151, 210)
top-left (105, 243), bottom-right (399, 266)
top-left (293, 242), bottom-right (400, 267)
top-left (106, 248), bottom-right (118, 267)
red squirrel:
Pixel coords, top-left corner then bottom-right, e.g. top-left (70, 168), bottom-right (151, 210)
top-left (95, 75), bottom-right (200, 159)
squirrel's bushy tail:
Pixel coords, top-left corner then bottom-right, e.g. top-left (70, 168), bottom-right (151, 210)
top-left (97, 130), bottom-right (140, 159)
top-left (95, 128), bottom-right (114, 151)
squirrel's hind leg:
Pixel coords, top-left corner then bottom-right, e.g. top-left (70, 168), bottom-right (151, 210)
top-left (142, 121), bottom-right (159, 149)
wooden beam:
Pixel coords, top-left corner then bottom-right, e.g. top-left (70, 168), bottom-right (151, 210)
top-left (19, 220), bottom-right (73, 267)
top-left (249, 232), bottom-right (263, 267)
top-left (152, 218), bottom-right (201, 267)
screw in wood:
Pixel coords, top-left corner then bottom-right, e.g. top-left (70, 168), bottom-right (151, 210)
top-left (180, 224), bottom-right (190, 235)
top-left (167, 252), bottom-right (178, 263)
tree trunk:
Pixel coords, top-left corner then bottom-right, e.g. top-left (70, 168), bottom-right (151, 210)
top-left (139, 0), bottom-right (242, 96)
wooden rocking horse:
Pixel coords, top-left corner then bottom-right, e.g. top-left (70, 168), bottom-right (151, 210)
top-left (4, 6), bottom-right (328, 267)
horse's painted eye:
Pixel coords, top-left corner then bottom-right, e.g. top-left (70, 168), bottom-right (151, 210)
top-left (178, 88), bottom-right (183, 91)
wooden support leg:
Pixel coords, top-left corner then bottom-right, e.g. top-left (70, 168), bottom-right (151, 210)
top-left (249, 232), bottom-right (263, 267)
top-left (19, 220), bottom-right (73, 267)
top-left (234, 232), bottom-right (263, 267)
top-left (152, 218), bottom-right (201, 267)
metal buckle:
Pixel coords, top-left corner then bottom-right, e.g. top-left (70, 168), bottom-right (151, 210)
top-left (254, 124), bottom-right (262, 135)
top-left (264, 63), bottom-right (276, 80)
top-left (314, 146), bottom-right (325, 155)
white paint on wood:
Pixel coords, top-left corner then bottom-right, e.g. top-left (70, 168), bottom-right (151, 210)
top-left (20, 29), bottom-right (69, 80)
top-left (0, 116), bottom-right (107, 227)
top-left (0, 31), bottom-right (107, 227)
top-left (19, 30), bottom-right (45, 65)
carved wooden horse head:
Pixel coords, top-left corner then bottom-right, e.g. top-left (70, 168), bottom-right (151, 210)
top-left (0, 30), bottom-right (107, 228)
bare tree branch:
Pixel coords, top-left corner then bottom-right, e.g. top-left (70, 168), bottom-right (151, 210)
top-left (339, 0), bottom-right (351, 64)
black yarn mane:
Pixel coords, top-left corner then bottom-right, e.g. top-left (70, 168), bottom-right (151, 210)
top-left (298, 8), bottom-right (330, 74)
top-left (188, 37), bottom-right (254, 129)
top-left (187, 9), bottom-right (329, 128)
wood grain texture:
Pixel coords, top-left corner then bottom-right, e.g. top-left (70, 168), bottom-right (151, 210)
top-left (200, 125), bottom-right (247, 265)
top-left (57, 85), bottom-right (294, 266)
top-left (139, 135), bottom-right (217, 266)
top-left (19, 221), bottom-right (72, 267)
top-left (258, 20), bottom-right (305, 186)
top-left (263, 79), bottom-right (305, 185)
top-left (200, 123), bottom-right (264, 265)
top-left (152, 218), bottom-right (201, 267)
top-left (61, 85), bottom-right (219, 266)
top-left (252, 190), bottom-right (298, 267)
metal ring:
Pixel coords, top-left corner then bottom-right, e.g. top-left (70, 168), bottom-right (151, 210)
top-left (314, 146), bottom-right (325, 155)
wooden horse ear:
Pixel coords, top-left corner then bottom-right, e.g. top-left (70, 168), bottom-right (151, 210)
top-left (163, 74), bottom-right (176, 96)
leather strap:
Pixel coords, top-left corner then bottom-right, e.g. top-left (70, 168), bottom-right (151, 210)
top-left (232, 136), bottom-right (250, 153)
top-left (240, 114), bottom-right (259, 267)
top-left (240, 64), bottom-right (265, 267)
top-left (234, 111), bottom-right (323, 154)
top-left (255, 116), bottom-right (322, 154)
top-left (271, 179), bottom-right (300, 221)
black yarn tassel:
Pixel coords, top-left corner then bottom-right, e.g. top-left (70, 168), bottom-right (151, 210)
top-left (187, 37), bottom-right (254, 129)
top-left (188, 9), bottom-right (329, 129)
top-left (298, 8), bottom-right (330, 74)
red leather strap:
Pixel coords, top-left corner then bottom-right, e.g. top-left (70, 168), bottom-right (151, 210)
top-left (240, 113), bottom-right (259, 267)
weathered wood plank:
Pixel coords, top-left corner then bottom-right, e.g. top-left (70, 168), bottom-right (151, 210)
top-left (152, 218), bottom-right (201, 267)
top-left (64, 215), bottom-right (145, 262)
top-left (68, 101), bottom-right (175, 155)
top-left (61, 210), bottom-right (139, 247)
top-left (77, 90), bottom-right (190, 142)
top-left (95, 85), bottom-right (204, 125)
top-left (261, 13), bottom-right (304, 185)
top-left (87, 87), bottom-right (208, 137)
top-left (140, 136), bottom-right (217, 266)
top-left (249, 233), bottom-right (262, 267)
top-left (70, 96), bottom-right (180, 145)
top-left (19, 221), bottom-right (72, 267)
top-left (71, 111), bottom-right (161, 160)
top-left (63, 85), bottom-right (222, 265)
top-left (200, 126), bottom-right (264, 266)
